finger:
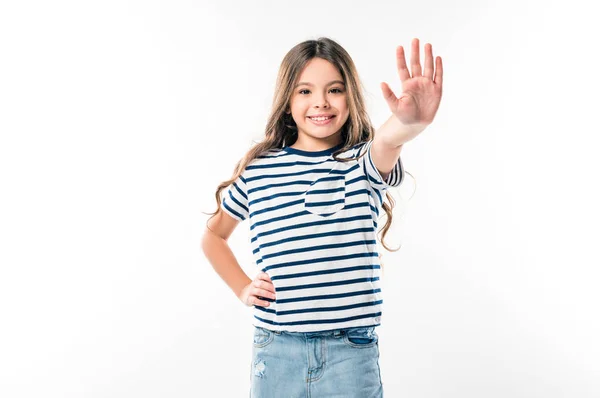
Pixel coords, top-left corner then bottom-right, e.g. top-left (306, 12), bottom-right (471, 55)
top-left (254, 278), bottom-right (276, 294)
top-left (254, 288), bottom-right (277, 300)
top-left (396, 45), bottom-right (410, 82)
top-left (434, 56), bottom-right (443, 87)
top-left (258, 272), bottom-right (272, 282)
top-left (250, 296), bottom-right (270, 307)
top-left (410, 38), bottom-right (422, 77)
top-left (380, 82), bottom-right (397, 108)
top-left (423, 43), bottom-right (434, 80)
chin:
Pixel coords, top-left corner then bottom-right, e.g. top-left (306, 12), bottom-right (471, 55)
top-left (303, 127), bottom-right (340, 137)
top-left (309, 133), bottom-right (342, 141)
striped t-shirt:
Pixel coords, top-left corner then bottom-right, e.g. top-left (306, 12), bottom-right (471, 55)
top-left (221, 139), bottom-right (404, 332)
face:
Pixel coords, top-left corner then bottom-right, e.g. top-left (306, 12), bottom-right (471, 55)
top-left (287, 58), bottom-right (350, 149)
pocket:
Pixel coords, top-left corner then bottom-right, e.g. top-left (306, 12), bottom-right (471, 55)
top-left (303, 175), bottom-right (346, 216)
top-left (343, 327), bottom-right (378, 348)
top-left (253, 326), bottom-right (275, 348)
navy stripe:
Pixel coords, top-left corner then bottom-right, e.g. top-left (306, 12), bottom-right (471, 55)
top-left (305, 198), bottom-right (345, 208)
top-left (270, 265), bottom-right (381, 281)
top-left (248, 175), bottom-right (345, 195)
top-left (264, 253), bottom-right (379, 271)
top-left (368, 179), bottom-right (383, 206)
top-left (246, 158), bottom-right (333, 170)
top-left (253, 228), bottom-right (374, 253)
top-left (248, 180), bottom-right (312, 195)
top-left (245, 163), bottom-right (359, 183)
top-left (250, 188), bottom-right (370, 217)
top-left (222, 199), bottom-right (244, 220)
top-left (275, 277), bottom-right (379, 292)
top-left (346, 188), bottom-right (370, 198)
top-left (250, 209), bottom-right (311, 231)
top-left (311, 175), bottom-right (345, 183)
top-left (367, 146), bottom-right (384, 185)
top-left (305, 186), bottom-right (345, 195)
top-left (346, 174), bottom-right (368, 185)
top-left (228, 189), bottom-right (247, 213)
top-left (254, 312), bottom-right (382, 326)
top-left (256, 300), bottom-right (383, 315)
top-left (249, 202), bottom-right (373, 231)
top-left (249, 199), bottom-right (304, 219)
top-left (248, 190), bottom-right (305, 206)
top-left (271, 288), bottom-right (381, 304)
top-left (251, 215), bottom-right (373, 243)
top-left (256, 240), bottom-right (377, 263)
top-left (246, 168), bottom-right (332, 183)
top-left (365, 141), bottom-right (403, 187)
top-left (233, 182), bottom-right (247, 200)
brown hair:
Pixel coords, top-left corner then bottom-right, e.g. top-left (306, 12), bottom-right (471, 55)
top-left (205, 37), bottom-right (403, 252)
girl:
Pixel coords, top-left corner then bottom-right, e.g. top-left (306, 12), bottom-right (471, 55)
top-left (202, 36), bottom-right (443, 397)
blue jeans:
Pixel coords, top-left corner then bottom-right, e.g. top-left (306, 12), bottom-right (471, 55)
top-left (250, 326), bottom-right (383, 397)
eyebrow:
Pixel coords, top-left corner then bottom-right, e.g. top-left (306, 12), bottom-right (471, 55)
top-left (294, 80), bottom-right (345, 88)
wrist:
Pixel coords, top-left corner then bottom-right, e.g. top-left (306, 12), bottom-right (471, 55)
top-left (377, 114), bottom-right (427, 147)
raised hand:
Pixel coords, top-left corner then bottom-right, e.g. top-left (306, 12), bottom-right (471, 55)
top-left (380, 38), bottom-right (443, 127)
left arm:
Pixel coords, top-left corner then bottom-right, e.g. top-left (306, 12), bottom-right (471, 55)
top-left (372, 115), bottom-right (427, 180)
top-left (371, 38), bottom-right (444, 179)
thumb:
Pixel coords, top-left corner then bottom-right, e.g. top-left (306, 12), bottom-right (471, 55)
top-left (380, 82), bottom-right (397, 108)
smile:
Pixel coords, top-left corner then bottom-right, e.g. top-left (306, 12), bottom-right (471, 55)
top-left (308, 116), bottom-right (335, 125)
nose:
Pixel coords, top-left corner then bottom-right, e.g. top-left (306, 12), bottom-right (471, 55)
top-left (314, 98), bottom-right (329, 108)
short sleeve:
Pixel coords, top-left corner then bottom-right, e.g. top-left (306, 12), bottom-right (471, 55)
top-left (221, 173), bottom-right (249, 222)
top-left (356, 140), bottom-right (405, 191)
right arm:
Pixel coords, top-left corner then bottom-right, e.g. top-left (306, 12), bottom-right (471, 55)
top-left (201, 209), bottom-right (275, 305)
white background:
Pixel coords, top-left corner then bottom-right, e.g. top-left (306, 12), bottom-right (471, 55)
top-left (1, 0), bottom-right (599, 397)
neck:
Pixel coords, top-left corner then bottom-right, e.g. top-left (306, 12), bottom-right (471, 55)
top-left (291, 133), bottom-right (342, 151)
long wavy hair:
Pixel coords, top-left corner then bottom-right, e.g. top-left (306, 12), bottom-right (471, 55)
top-left (205, 37), bottom-right (406, 252)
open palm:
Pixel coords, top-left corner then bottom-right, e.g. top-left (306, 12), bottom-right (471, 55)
top-left (381, 38), bottom-right (443, 126)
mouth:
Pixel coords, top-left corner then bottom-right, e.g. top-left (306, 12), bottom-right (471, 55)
top-left (307, 115), bottom-right (335, 125)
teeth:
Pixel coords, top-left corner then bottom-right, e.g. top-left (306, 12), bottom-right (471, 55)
top-left (310, 116), bottom-right (332, 121)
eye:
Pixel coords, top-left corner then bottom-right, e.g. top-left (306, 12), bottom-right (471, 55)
top-left (298, 88), bottom-right (345, 95)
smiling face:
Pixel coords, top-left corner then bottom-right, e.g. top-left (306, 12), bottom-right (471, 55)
top-left (287, 57), bottom-right (350, 150)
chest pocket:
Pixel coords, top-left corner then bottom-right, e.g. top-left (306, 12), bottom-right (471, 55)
top-left (303, 174), bottom-right (346, 216)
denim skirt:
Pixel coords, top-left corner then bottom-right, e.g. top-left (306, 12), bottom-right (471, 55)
top-left (249, 325), bottom-right (383, 398)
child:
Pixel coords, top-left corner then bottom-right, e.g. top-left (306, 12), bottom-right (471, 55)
top-left (202, 36), bottom-right (443, 397)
